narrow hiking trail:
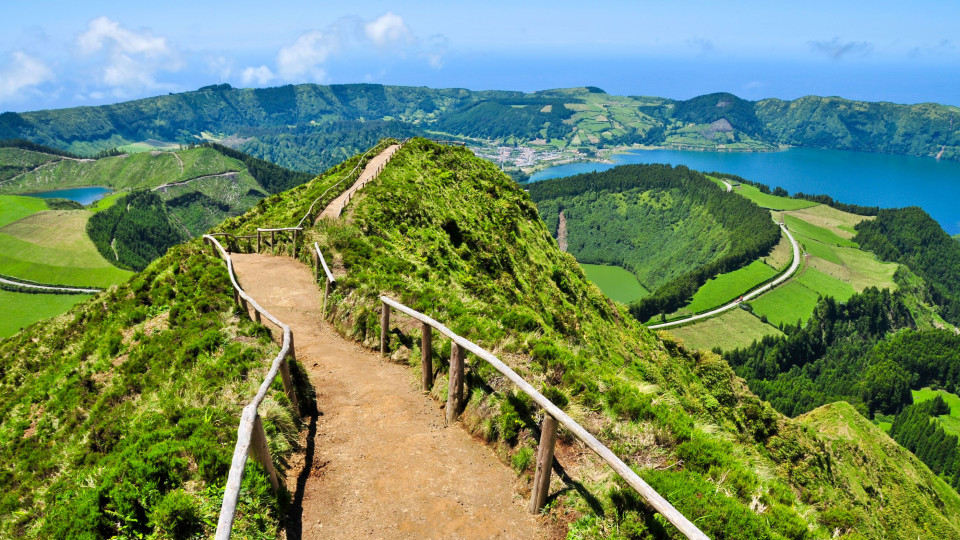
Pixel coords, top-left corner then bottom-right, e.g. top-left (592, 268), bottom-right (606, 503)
top-left (230, 253), bottom-right (546, 539)
top-left (319, 144), bottom-right (401, 220)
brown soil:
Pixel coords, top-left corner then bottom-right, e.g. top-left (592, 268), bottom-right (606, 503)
top-left (230, 252), bottom-right (547, 539)
top-left (320, 144), bottom-right (401, 220)
top-left (557, 211), bottom-right (568, 252)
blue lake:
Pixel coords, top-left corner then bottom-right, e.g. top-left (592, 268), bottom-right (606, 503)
top-left (25, 186), bottom-right (112, 206)
top-left (530, 148), bottom-right (960, 234)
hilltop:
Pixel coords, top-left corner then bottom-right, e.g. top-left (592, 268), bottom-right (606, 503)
top-left (2, 139), bottom-right (960, 538)
top-left (1, 85), bottom-right (957, 174)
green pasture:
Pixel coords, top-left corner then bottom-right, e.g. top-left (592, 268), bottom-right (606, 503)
top-left (732, 184), bottom-right (817, 210)
top-left (784, 214), bottom-right (858, 247)
top-left (0, 290), bottom-right (92, 339)
top-left (796, 267), bottom-right (855, 303)
top-left (682, 260), bottom-right (778, 314)
top-left (580, 263), bottom-right (649, 304)
top-left (0, 210), bottom-right (132, 287)
top-left (87, 191), bottom-right (125, 213)
top-left (749, 280), bottom-right (822, 328)
top-left (0, 194), bottom-right (47, 227)
top-left (667, 308), bottom-right (782, 352)
top-left (912, 387), bottom-right (960, 437)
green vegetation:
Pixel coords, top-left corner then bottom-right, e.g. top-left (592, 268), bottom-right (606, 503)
top-left (0, 209), bottom-right (132, 287)
top-left (889, 397), bottom-right (960, 489)
top-left (2, 85), bottom-right (958, 175)
top-left (914, 388), bottom-right (960, 437)
top-left (855, 206), bottom-right (960, 324)
top-left (749, 280), bottom-right (823, 328)
top-left (0, 242), bottom-right (300, 538)
top-left (87, 191), bottom-right (186, 272)
top-left (0, 194), bottom-right (47, 227)
top-left (667, 308), bottom-right (782, 351)
top-left (580, 263), bottom-right (649, 304)
top-left (785, 214), bottom-right (857, 247)
top-left (528, 163), bottom-right (781, 322)
top-left (0, 290), bottom-right (92, 338)
top-left (682, 260), bottom-right (778, 314)
top-left (219, 138), bottom-right (960, 538)
top-left (731, 183), bottom-right (817, 210)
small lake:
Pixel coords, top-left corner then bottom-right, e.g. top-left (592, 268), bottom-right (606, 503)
top-left (530, 148), bottom-right (960, 234)
top-left (25, 186), bottom-right (112, 206)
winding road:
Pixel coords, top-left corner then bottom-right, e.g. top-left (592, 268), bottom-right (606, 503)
top-left (648, 223), bottom-right (800, 330)
top-left (0, 275), bottom-right (101, 294)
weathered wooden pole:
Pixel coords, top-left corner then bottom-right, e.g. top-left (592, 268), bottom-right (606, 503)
top-left (530, 414), bottom-right (559, 513)
top-left (250, 414), bottom-right (279, 491)
top-left (323, 280), bottom-right (331, 316)
top-left (445, 343), bottom-right (465, 425)
top-left (292, 229), bottom-right (298, 256)
top-left (256, 231), bottom-right (261, 253)
top-left (279, 333), bottom-right (299, 413)
top-left (254, 309), bottom-right (261, 324)
top-left (313, 252), bottom-right (320, 282)
top-left (380, 302), bottom-right (390, 354)
top-left (270, 231), bottom-right (275, 254)
top-left (421, 322), bottom-right (433, 391)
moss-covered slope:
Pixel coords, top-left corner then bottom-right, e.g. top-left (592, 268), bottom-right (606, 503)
top-left (0, 242), bottom-right (299, 538)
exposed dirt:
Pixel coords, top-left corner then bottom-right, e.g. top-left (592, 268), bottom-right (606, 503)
top-left (320, 144), bottom-right (401, 220)
top-left (230, 252), bottom-right (547, 539)
top-left (557, 211), bottom-right (568, 252)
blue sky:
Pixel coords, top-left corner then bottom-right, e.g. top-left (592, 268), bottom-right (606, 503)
top-left (2, 0), bottom-right (959, 111)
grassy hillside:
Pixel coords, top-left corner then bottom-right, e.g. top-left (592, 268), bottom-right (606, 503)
top-left (0, 241), bottom-right (299, 538)
top-left (2, 84), bottom-right (958, 174)
top-left (224, 138), bottom-right (960, 538)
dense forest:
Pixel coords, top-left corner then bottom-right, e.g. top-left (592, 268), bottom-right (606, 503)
top-left (725, 288), bottom-right (917, 417)
top-left (1, 84), bottom-right (957, 172)
top-left (529, 164), bottom-right (781, 321)
top-left (86, 192), bottom-right (185, 272)
top-left (855, 207), bottom-right (960, 324)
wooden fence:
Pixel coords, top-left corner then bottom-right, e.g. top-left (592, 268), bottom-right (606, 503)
top-left (202, 234), bottom-right (300, 540)
top-left (378, 296), bottom-right (708, 539)
top-left (313, 242), bottom-right (336, 314)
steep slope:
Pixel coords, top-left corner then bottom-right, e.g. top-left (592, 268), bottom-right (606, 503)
top-left (227, 138), bottom-right (960, 538)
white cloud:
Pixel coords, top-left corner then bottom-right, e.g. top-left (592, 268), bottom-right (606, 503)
top-left (276, 30), bottom-right (338, 80)
top-left (76, 16), bottom-right (182, 94)
top-left (241, 65), bottom-right (276, 86)
top-left (0, 51), bottom-right (54, 102)
top-left (422, 34), bottom-right (449, 69)
top-left (364, 12), bottom-right (412, 47)
top-left (809, 37), bottom-right (873, 60)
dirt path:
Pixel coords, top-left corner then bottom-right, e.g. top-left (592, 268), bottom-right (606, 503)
top-left (320, 144), bottom-right (401, 219)
top-left (230, 252), bottom-right (546, 539)
top-left (557, 211), bottom-right (568, 252)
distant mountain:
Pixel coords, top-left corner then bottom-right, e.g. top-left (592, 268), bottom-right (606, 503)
top-left (1, 84), bottom-right (958, 172)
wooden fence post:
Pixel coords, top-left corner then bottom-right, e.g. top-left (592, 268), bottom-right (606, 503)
top-left (421, 322), bottom-right (433, 390)
top-left (380, 302), bottom-right (390, 354)
top-left (279, 334), bottom-right (299, 413)
top-left (292, 230), bottom-right (298, 257)
top-left (530, 414), bottom-right (559, 513)
top-left (270, 231), bottom-right (275, 254)
top-left (323, 280), bottom-right (331, 316)
top-left (250, 414), bottom-right (279, 491)
top-left (254, 309), bottom-right (261, 324)
top-left (256, 231), bottom-right (261, 253)
top-left (313, 252), bottom-right (320, 282)
top-left (445, 343), bottom-right (465, 425)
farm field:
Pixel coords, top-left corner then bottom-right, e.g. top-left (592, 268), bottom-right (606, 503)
top-left (731, 183), bottom-right (817, 210)
top-left (0, 194), bottom-right (47, 227)
top-left (0, 290), bottom-right (92, 338)
top-left (749, 280), bottom-right (822, 327)
top-left (580, 263), bottom-right (649, 304)
top-left (0, 210), bottom-right (132, 287)
top-left (782, 213), bottom-right (858, 247)
top-left (912, 387), bottom-right (960, 437)
top-left (667, 307), bottom-right (782, 351)
top-left (680, 259), bottom-right (778, 314)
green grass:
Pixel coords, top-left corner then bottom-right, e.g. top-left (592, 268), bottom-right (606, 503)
top-left (749, 280), bottom-right (823, 327)
top-left (0, 194), bottom-right (47, 227)
top-left (912, 387), bottom-right (960, 437)
top-left (0, 210), bottom-right (132, 287)
top-left (784, 214), bottom-right (857, 247)
top-left (580, 263), bottom-right (649, 304)
top-left (797, 235), bottom-right (842, 264)
top-left (667, 308), bottom-right (782, 351)
top-left (0, 290), bottom-right (92, 338)
top-left (87, 191), bottom-right (125, 213)
top-left (796, 267), bottom-right (855, 303)
top-left (683, 260), bottom-right (778, 314)
top-left (733, 184), bottom-right (817, 210)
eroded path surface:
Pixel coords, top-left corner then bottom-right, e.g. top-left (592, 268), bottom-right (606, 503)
top-left (230, 252), bottom-right (545, 539)
top-left (319, 144), bottom-right (401, 220)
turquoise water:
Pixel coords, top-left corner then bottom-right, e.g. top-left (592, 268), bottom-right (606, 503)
top-left (530, 148), bottom-right (960, 234)
top-left (25, 186), bottom-right (112, 206)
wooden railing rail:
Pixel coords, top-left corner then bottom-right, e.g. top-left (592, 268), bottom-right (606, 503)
top-left (255, 227), bottom-right (302, 254)
top-left (313, 242), bottom-right (336, 314)
top-left (378, 295), bottom-right (708, 540)
top-left (203, 235), bottom-right (300, 540)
